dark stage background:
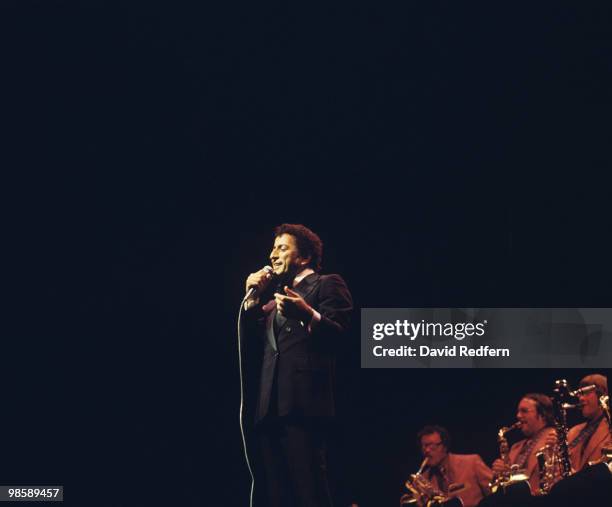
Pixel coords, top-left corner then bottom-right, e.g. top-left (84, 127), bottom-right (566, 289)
top-left (3, 2), bottom-right (612, 506)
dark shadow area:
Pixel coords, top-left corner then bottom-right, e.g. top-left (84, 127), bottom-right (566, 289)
top-left (2, 2), bottom-right (612, 506)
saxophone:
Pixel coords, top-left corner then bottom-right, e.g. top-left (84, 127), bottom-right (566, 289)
top-left (488, 421), bottom-right (521, 493)
top-left (534, 381), bottom-right (606, 493)
top-left (402, 457), bottom-right (464, 507)
top-left (403, 457), bottom-right (441, 505)
top-left (599, 394), bottom-right (612, 466)
top-left (600, 394), bottom-right (611, 427)
top-left (552, 379), bottom-right (572, 479)
top-left (587, 393), bottom-right (612, 467)
top-left (535, 443), bottom-right (557, 495)
top-left (535, 381), bottom-right (596, 493)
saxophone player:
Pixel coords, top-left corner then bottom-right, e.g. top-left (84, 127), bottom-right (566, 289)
top-left (491, 393), bottom-right (556, 494)
top-left (402, 425), bottom-right (492, 507)
top-left (539, 375), bottom-right (612, 507)
top-left (566, 374), bottom-right (611, 471)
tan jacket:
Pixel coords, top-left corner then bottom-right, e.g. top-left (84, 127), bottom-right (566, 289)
top-left (507, 427), bottom-right (556, 494)
top-left (424, 453), bottom-right (493, 507)
top-left (567, 417), bottom-right (612, 471)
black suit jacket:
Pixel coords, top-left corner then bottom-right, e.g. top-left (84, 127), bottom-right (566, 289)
top-left (245, 273), bottom-right (353, 424)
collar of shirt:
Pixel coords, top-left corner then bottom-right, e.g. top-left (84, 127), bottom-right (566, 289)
top-left (438, 455), bottom-right (450, 478)
top-left (293, 268), bottom-right (315, 287)
top-left (427, 455), bottom-right (450, 477)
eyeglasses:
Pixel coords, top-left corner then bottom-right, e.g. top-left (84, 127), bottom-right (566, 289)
top-left (421, 441), bottom-right (443, 450)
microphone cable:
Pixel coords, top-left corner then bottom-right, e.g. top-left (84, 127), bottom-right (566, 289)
top-left (238, 294), bottom-right (256, 507)
top-left (237, 267), bottom-right (275, 507)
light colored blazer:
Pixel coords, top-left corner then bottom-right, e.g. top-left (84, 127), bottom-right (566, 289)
top-left (567, 417), bottom-right (612, 471)
top-left (424, 453), bottom-right (493, 507)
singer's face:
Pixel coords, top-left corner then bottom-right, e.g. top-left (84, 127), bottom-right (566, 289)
top-left (420, 432), bottom-right (447, 466)
top-left (270, 234), bottom-right (308, 278)
top-left (516, 398), bottom-right (546, 437)
top-left (579, 390), bottom-right (600, 419)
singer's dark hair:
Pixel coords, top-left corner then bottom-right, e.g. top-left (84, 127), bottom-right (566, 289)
top-left (274, 223), bottom-right (323, 272)
top-left (417, 425), bottom-right (451, 451)
top-left (523, 393), bottom-right (554, 426)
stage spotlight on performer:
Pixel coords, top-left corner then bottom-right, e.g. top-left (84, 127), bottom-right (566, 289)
top-left (240, 224), bottom-right (353, 507)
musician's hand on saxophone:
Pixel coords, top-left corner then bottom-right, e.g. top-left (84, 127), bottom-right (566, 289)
top-left (491, 459), bottom-right (507, 476)
top-left (544, 432), bottom-right (557, 448)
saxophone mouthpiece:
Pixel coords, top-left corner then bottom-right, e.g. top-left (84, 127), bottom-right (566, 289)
top-left (570, 384), bottom-right (596, 397)
top-left (417, 457), bottom-right (429, 474)
top-left (562, 402), bottom-right (583, 410)
top-left (501, 421), bottom-right (521, 434)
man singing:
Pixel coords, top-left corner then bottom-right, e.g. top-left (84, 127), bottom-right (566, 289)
top-left (243, 224), bottom-right (353, 507)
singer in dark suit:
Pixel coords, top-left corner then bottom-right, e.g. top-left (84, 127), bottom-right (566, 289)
top-left (243, 223), bottom-right (353, 507)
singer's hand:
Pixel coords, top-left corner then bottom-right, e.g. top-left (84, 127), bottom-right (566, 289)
top-left (274, 287), bottom-right (314, 322)
top-left (245, 267), bottom-right (273, 297)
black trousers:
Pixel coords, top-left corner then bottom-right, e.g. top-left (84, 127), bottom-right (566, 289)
top-left (256, 418), bottom-right (334, 507)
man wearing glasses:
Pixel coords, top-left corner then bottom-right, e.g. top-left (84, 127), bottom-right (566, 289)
top-left (567, 374), bottom-right (611, 472)
top-left (402, 425), bottom-right (492, 507)
top-left (492, 393), bottom-right (556, 494)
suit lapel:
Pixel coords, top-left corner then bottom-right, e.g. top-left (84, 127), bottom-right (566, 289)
top-left (295, 272), bottom-right (319, 301)
top-left (262, 300), bottom-right (278, 352)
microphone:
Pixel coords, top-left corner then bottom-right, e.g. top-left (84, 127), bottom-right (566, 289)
top-left (245, 266), bottom-right (274, 300)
